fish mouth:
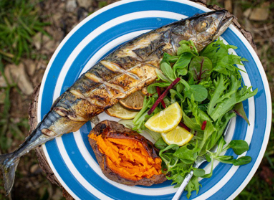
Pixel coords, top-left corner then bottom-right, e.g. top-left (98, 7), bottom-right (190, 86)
top-left (214, 10), bottom-right (234, 39)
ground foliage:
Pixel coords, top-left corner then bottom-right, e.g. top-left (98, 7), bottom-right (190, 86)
top-left (0, 0), bottom-right (273, 199)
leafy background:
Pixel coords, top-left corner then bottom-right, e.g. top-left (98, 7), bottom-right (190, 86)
top-left (0, 0), bottom-right (273, 199)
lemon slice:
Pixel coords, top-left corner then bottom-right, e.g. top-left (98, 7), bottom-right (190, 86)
top-left (119, 90), bottom-right (144, 110)
top-left (161, 126), bottom-right (193, 146)
top-left (145, 102), bottom-right (182, 133)
top-left (106, 103), bottom-right (138, 119)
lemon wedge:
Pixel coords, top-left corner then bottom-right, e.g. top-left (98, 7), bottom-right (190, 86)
top-left (145, 102), bottom-right (182, 133)
top-left (106, 103), bottom-right (138, 119)
top-left (161, 126), bottom-right (193, 146)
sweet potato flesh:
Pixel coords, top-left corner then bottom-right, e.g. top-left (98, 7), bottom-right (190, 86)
top-left (89, 134), bottom-right (162, 181)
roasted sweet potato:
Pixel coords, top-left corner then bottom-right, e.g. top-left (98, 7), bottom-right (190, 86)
top-left (88, 120), bottom-right (166, 186)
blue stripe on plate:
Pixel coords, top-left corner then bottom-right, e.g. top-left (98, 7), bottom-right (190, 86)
top-left (40, 0), bottom-right (268, 199)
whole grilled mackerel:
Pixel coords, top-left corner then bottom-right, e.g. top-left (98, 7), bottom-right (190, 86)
top-left (0, 10), bottom-right (233, 194)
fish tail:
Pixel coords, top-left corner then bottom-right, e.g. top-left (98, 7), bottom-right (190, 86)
top-left (0, 153), bottom-right (20, 195)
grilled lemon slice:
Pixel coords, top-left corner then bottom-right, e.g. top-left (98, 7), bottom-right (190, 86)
top-left (106, 103), bottom-right (138, 119)
top-left (161, 126), bottom-right (193, 146)
top-left (119, 91), bottom-right (144, 110)
top-left (145, 102), bottom-right (182, 133)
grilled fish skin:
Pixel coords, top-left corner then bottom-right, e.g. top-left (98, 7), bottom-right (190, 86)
top-left (0, 10), bottom-right (233, 194)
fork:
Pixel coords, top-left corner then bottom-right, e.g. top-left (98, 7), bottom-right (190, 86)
top-left (172, 120), bottom-right (231, 200)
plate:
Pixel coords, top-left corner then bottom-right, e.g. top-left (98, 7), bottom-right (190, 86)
top-left (37, 0), bottom-right (272, 199)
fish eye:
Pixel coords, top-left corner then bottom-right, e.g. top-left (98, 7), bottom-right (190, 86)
top-left (195, 18), bottom-right (212, 32)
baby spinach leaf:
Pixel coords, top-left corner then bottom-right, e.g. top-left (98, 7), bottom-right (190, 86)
top-left (232, 156), bottom-right (252, 166)
top-left (189, 56), bottom-right (212, 81)
top-left (185, 85), bottom-right (208, 102)
top-left (226, 140), bottom-right (249, 155)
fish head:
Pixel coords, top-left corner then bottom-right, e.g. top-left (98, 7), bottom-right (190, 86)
top-left (172, 10), bottom-right (234, 51)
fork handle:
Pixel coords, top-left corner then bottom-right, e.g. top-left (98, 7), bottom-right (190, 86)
top-left (172, 170), bottom-right (194, 200)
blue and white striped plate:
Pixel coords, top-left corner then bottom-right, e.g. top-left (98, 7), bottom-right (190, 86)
top-left (37, 0), bottom-right (271, 199)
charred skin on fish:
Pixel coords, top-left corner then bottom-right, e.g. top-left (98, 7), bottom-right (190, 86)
top-left (0, 10), bottom-right (233, 195)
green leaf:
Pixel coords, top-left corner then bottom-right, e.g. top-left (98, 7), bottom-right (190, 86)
top-left (162, 52), bottom-right (179, 63)
top-left (233, 156), bottom-right (252, 166)
top-left (177, 40), bottom-right (198, 56)
top-left (147, 82), bottom-right (170, 94)
top-left (173, 53), bottom-right (193, 74)
top-left (216, 155), bottom-right (234, 164)
top-left (185, 85), bottom-right (208, 102)
top-left (174, 145), bottom-right (198, 164)
top-left (182, 110), bottom-right (202, 131)
top-left (193, 168), bottom-right (205, 177)
top-left (186, 176), bottom-right (200, 199)
top-left (160, 62), bottom-right (175, 81)
top-left (156, 68), bottom-right (172, 83)
top-left (145, 129), bottom-right (161, 142)
top-left (155, 138), bottom-right (168, 150)
top-left (189, 56), bottom-right (212, 81)
top-left (177, 68), bottom-right (188, 76)
top-left (227, 140), bottom-right (249, 155)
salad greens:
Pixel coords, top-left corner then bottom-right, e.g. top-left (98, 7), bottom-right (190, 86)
top-left (131, 38), bottom-right (257, 198)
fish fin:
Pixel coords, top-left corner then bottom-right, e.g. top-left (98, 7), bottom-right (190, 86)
top-left (0, 153), bottom-right (20, 195)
